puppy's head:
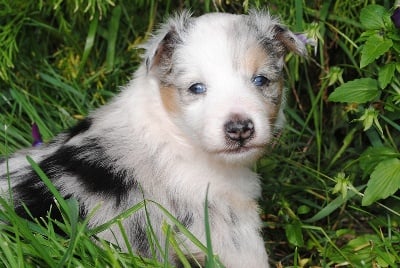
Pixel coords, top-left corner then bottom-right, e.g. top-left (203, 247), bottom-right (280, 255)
top-left (144, 11), bottom-right (306, 165)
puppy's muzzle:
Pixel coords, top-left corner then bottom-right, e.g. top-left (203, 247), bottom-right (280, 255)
top-left (224, 117), bottom-right (255, 144)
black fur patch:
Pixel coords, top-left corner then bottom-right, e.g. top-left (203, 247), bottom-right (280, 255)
top-left (67, 118), bottom-right (92, 140)
top-left (131, 224), bottom-right (150, 255)
top-left (39, 138), bottom-right (137, 206)
top-left (14, 172), bottom-right (63, 221)
top-left (13, 137), bottom-right (137, 221)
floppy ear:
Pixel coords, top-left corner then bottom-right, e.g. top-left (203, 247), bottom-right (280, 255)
top-left (145, 29), bottom-right (181, 72)
top-left (144, 11), bottom-right (192, 73)
top-left (247, 10), bottom-right (308, 57)
top-left (273, 25), bottom-right (308, 57)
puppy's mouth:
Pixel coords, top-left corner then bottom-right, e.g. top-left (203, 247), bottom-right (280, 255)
top-left (214, 144), bottom-right (266, 155)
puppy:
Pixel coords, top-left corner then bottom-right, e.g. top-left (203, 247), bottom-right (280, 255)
top-left (0, 10), bottom-right (306, 267)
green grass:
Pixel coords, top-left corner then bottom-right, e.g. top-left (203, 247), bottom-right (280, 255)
top-left (1, 0), bottom-right (400, 267)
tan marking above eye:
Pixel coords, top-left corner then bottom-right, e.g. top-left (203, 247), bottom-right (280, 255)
top-left (242, 45), bottom-right (269, 75)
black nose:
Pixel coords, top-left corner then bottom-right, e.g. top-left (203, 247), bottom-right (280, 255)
top-left (224, 118), bottom-right (255, 143)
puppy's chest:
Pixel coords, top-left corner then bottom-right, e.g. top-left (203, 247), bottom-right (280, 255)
top-left (208, 192), bottom-right (260, 226)
top-left (128, 150), bottom-right (261, 226)
top-left (187, 193), bottom-right (261, 255)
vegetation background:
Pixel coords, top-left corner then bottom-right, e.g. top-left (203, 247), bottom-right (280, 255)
top-left (1, 0), bottom-right (399, 267)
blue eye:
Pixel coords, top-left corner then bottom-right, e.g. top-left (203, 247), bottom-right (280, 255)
top-left (252, 75), bottom-right (270, 87)
top-left (188, 83), bottom-right (207, 94)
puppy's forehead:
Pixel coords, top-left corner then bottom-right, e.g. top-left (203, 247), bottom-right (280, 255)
top-left (177, 13), bottom-right (281, 76)
top-left (186, 14), bottom-right (264, 51)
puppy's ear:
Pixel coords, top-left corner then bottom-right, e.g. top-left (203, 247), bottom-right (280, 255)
top-left (144, 11), bottom-right (192, 73)
top-left (273, 25), bottom-right (307, 57)
top-left (145, 28), bottom-right (182, 72)
top-left (247, 10), bottom-right (308, 57)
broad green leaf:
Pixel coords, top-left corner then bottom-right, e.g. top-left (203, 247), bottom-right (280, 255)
top-left (324, 234), bottom-right (379, 264)
top-left (376, 250), bottom-right (397, 267)
top-left (359, 146), bottom-right (399, 176)
top-left (378, 63), bottom-right (396, 89)
top-left (328, 78), bottom-right (379, 103)
top-left (285, 221), bottom-right (304, 247)
top-left (360, 35), bottom-right (392, 68)
top-left (360, 5), bottom-right (387, 30)
top-left (362, 158), bottom-right (400, 206)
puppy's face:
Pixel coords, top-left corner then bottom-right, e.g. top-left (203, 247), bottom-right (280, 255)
top-left (147, 12), bottom-right (306, 164)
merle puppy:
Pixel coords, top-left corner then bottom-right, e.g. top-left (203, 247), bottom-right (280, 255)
top-left (0, 10), bottom-right (306, 267)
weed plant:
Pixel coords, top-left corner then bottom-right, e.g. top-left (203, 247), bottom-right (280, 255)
top-left (1, 0), bottom-right (400, 267)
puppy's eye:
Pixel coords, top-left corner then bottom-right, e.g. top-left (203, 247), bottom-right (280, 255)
top-left (252, 75), bottom-right (270, 87)
top-left (188, 83), bottom-right (207, 94)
